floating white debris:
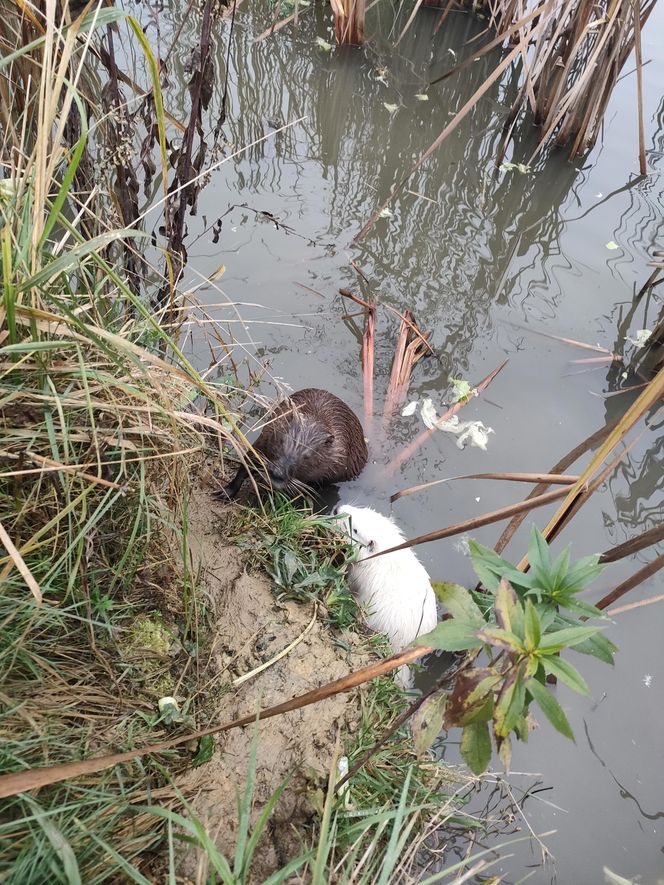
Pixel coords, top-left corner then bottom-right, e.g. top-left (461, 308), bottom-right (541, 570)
top-left (419, 398), bottom-right (494, 449)
top-left (401, 400), bottom-right (418, 417)
top-left (383, 102), bottom-right (399, 113)
top-left (643, 673), bottom-right (653, 688)
top-left (627, 329), bottom-right (652, 348)
top-left (500, 161), bottom-right (531, 174)
top-left (378, 207), bottom-right (394, 218)
top-left (420, 397), bottom-right (438, 429)
top-left (596, 192), bottom-right (603, 199)
top-left (316, 37), bottom-right (333, 52)
top-left (603, 865), bottom-right (635, 885)
top-left (453, 534), bottom-right (471, 556)
top-left (457, 421), bottom-right (493, 451)
top-left (605, 240), bottom-right (619, 250)
top-left (415, 93), bottom-right (429, 101)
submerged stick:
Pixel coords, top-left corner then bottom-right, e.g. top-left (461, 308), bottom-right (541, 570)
top-left (599, 523), bottom-right (664, 563)
top-left (596, 555), bottom-right (664, 612)
top-left (633, 0), bottom-right (647, 176)
top-left (353, 37), bottom-right (529, 243)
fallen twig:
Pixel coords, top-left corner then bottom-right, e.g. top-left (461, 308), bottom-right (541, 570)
top-left (0, 644), bottom-right (433, 799)
top-left (365, 485), bottom-right (584, 562)
top-left (607, 592), bottom-right (664, 616)
top-left (233, 604), bottom-right (318, 686)
top-left (599, 523), bottom-right (664, 563)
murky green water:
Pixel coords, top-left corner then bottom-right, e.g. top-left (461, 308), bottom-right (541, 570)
top-left (133, 1), bottom-right (663, 880)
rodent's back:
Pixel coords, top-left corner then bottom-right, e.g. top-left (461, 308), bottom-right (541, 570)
top-left (255, 388), bottom-right (367, 485)
top-left (337, 504), bottom-right (438, 651)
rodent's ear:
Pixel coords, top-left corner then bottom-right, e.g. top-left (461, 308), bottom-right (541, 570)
top-left (325, 433), bottom-right (335, 446)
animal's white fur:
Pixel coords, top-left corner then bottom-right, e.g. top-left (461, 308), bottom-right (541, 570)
top-left (335, 504), bottom-right (438, 688)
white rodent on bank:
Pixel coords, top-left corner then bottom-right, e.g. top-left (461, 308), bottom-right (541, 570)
top-left (333, 503), bottom-right (438, 688)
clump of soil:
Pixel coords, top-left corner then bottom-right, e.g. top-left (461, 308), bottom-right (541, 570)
top-left (180, 476), bottom-right (374, 881)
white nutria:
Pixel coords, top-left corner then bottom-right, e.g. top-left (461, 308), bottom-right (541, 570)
top-left (334, 504), bottom-right (438, 689)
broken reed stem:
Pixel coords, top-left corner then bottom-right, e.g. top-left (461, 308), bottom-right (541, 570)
top-left (596, 554), bottom-right (664, 611)
top-left (382, 311), bottom-right (432, 428)
top-left (384, 312), bottom-right (411, 425)
top-left (362, 300), bottom-right (376, 436)
top-left (632, 0), bottom-right (647, 175)
top-left (599, 522), bottom-right (664, 563)
top-left (339, 289), bottom-right (376, 434)
top-left (390, 472), bottom-right (579, 503)
top-left (330, 0), bottom-right (365, 44)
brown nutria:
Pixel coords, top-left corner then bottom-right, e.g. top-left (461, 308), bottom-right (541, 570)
top-left (218, 388), bottom-right (368, 499)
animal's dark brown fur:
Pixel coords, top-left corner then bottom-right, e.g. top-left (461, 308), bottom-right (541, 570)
top-left (219, 388), bottom-right (368, 498)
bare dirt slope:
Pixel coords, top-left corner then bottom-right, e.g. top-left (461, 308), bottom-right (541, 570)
top-left (180, 478), bottom-right (372, 881)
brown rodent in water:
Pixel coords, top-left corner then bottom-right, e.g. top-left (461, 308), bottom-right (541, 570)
top-left (218, 388), bottom-right (368, 499)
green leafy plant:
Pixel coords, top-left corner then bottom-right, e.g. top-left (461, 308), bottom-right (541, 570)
top-left (415, 527), bottom-right (616, 774)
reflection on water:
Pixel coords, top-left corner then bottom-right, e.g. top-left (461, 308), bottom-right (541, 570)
top-left (121, 0), bottom-right (664, 880)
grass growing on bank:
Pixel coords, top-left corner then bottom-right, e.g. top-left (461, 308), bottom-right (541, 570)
top-left (0, 3), bottom-right (242, 879)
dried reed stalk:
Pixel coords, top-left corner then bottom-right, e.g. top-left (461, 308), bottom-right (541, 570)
top-left (330, 0), bottom-right (365, 44)
top-left (382, 311), bottom-right (432, 427)
top-left (486, 0), bottom-right (658, 160)
top-left (338, 287), bottom-right (376, 433)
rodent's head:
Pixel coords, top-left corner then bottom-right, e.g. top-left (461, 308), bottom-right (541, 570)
top-left (266, 420), bottom-right (334, 492)
top-left (333, 504), bottom-right (407, 557)
top-left (332, 504), bottom-right (378, 554)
